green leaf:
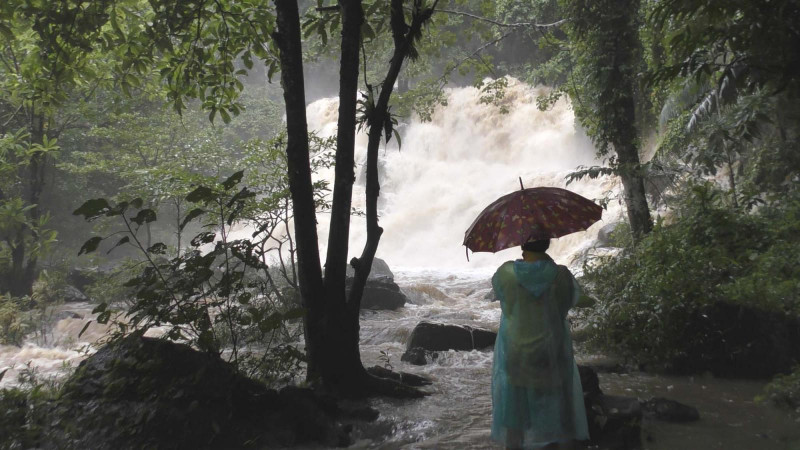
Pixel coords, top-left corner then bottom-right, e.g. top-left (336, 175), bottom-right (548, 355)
top-left (107, 236), bottom-right (130, 254)
top-left (73, 198), bottom-right (111, 220)
top-left (92, 302), bottom-right (108, 314)
top-left (186, 186), bottom-right (216, 203)
top-left (78, 321), bottom-right (93, 338)
top-left (0, 23), bottom-right (13, 41)
top-left (78, 236), bottom-right (104, 255)
top-left (180, 208), bottom-right (206, 231)
top-left (221, 170), bottom-right (244, 190)
top-left (130, 209), bottom-right (157, 225)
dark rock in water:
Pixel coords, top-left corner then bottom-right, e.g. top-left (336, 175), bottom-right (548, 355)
top-left (641, 397), bottom-right (700, 422)
top-left (345, 257), bottom-right (394, 280)
top-left (483, 289), bottom-right (497, 302)
top-left (61, 285), bottom-right (89, 303)
top-left (579, 365), bottom-right (602, 400)
top-left (405, 321), bottom-right (497, 352)
top-left (47, 335), bottom-right (351, 449)
top-left (55, 310), bottom-right (83, 321)
top-left (366, 365), bottom-right (432, 387)
top-left (343, 258), bottom-right (407, 310)
top-left (579, 365), bottom-right (643, 449)
top-left (347, 276), bottom-right (407, 310)
top-left (401, 347), bottom-right (430, 366)
top-left (587, 395), bottom-right (643, 449)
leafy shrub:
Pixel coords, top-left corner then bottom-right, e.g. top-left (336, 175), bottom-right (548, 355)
top-left (582, 183), bottom-right (800, 373)
top-left (0, 294), bottom-right (25, 345)
top-left (759, 366), bottom-right (800, 411)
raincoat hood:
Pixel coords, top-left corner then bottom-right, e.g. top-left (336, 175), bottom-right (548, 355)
top-left (513, 257), bottom-right (558, 297)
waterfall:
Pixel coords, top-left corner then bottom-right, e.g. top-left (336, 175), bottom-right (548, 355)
top-left (306, 77), bottom-right (622, 274)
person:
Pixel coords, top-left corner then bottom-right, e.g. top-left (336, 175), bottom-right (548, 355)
top-left (490, 239), bottom-right (592, 449)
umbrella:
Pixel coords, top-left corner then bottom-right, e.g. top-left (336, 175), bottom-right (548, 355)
top-left (463, 183), bottom-right (603, 254)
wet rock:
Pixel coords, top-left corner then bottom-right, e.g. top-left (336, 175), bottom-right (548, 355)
top-left (61, 285), bottom-right (89, 303)
top-left (483, 289), bottom-right (497, 302)
top-left (47, 335), bottom-right (351, 449)
top-left (400, 347), bottom-right (430, 366)
top-left (405, 321), bottom-right (496, 353)
top-left (347, 277), bottom-right (407, 310)
top-left (587, 395), bottom-right (643, 449)
top-left (579, 365), bottom-right (642, 449)
top-left (641, 397), bottom-right (700, 422)
top-left (579, 365), bottom-right (602, 400)
top-left (344, 258), bottom-right (407, 310)
top-left (366, 365), bottom-right (432, 387)
top-left (345, 257), bottom-right (393, 280)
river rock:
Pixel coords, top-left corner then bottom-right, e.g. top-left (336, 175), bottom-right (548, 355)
top-left (579, 365), bottom-right (643, 449)
top-left (344, 258), bottom-right (407, 310)
top-left (61, 285), bottom-right (89, 303)
top-left (346, 277), bottom-right (407, 310)
top-left (400, 347), bottom-right (432, 366)
top-left (46, 335), bottom-right (351, 449)
top-left (405, 321), bottom-right (497, 352)
top-left (366, 365), bottom-right (432, 387)
top-left (641, 397), bottom-right (700, 422)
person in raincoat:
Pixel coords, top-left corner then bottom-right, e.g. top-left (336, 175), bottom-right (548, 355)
top-left (491, 239), bottom-right (592, 449)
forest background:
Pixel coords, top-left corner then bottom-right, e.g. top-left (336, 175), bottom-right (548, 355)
top-left (1, 0), bottom-right (799, 444)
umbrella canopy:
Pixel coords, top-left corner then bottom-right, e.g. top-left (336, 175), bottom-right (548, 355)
top-left (463, 186), bottom-right (603, 253)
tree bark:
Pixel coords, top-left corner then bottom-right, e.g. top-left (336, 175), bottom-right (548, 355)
top-left (319, 0), bottom-right (369, 391)
top-left (272, 0), bottom-right (326, 382)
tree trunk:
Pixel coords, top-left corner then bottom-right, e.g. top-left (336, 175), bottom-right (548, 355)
top-left (272, 0), bottom-right (326, 382)
top-left (319, 0), bottom-right (369, 391)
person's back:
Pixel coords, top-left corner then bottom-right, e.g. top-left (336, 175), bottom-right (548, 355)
top-left (491, 240), bottom-right (589, 449)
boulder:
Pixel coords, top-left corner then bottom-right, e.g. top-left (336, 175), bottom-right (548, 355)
top-left (345, 257), bottom-right (394, 280)
top-left (346, 277), bottom-right (407, 310)
top-left (405, 321), bottom-right (496, 352)
top-left (343, 258), bottom-right (407, 310)
top-left (400, 347), bottom-right (431, 366)
top-left (61, 285), bottom-right (89, 303)
top-left (641, 397), bottom-right (700, 423)
top-left (579, 365), bottom-right (642, 449)
top-left (46, 335), bottom-right (353, 449)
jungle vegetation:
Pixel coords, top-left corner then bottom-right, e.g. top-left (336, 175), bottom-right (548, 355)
top-left (0, 0), bottom-right (799, 416)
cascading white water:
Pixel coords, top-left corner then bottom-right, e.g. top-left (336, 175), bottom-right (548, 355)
top-left (307, 77), bottom-right (622, 275)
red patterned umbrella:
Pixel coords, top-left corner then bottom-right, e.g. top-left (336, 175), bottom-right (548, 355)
top-left (463, 185), bottom-right (603, 253)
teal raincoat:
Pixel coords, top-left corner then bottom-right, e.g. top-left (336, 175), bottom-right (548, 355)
top-left (491, 256), bottom-right (589, 448)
